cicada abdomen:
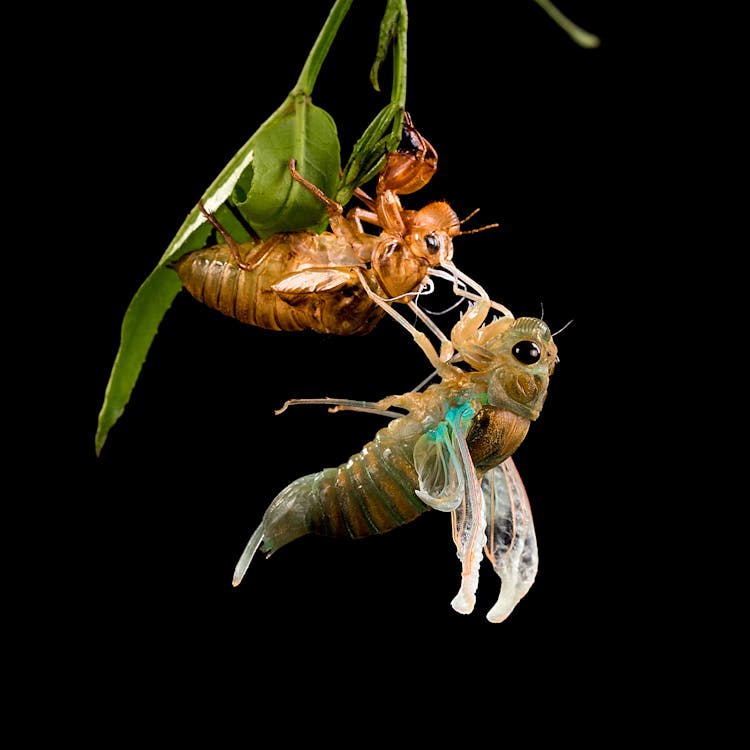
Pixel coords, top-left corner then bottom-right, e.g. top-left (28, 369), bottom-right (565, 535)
top-left (241, 417), bottom-right (429, 560)
top-left (232, 386), bottom-right (459, 576)
top-left (172, 235), bottom-right (386, 335)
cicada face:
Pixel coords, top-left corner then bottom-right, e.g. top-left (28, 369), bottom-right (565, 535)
top-left (484, 317), bottom-right (559, 422)
top-left (406, 201), bottom-right (461, 262)
top-left (370, 201), bottom-right (460, 299)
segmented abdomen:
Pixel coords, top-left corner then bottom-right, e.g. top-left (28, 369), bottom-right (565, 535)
top-left (260, 426), bottom-right (429, 555)
top-left (172, 239), bottom-right (384, 335)
top-left (257, 398), bottom-right (535, 556)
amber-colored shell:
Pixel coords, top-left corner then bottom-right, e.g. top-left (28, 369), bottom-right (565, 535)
top-left (172, 238), bottom-right (385, 336)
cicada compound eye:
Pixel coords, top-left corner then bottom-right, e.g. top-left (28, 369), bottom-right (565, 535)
top-left (424, 233), bottom-right (441, 255)
top-left (512, 340), bottom-right (541, 365)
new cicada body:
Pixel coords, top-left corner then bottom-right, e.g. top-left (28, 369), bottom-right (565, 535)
top-left (172, 113), bottom-right (494, 336)
top-left (233, 301), bottom-right (558, 622)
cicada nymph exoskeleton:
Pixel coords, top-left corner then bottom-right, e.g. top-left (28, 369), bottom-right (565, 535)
top-left (232, 295), bottom-right (559, 622)
top-left (171, 112), bottom-right (497, 338)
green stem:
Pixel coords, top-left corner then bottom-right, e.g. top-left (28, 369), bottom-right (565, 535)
top-left (390, 0), bottom-right (408, 114)
top-left (532, 0), bottom-right (600, 48)
top-left (294, 0), bottom-right (354, 95)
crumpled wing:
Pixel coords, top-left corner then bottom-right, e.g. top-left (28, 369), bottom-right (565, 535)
top-left (410, 401), bottom-right (486, 615)
top-left (482, 457), bottom-right (538, 623)
top-left (271, 268), bottom-right (358, 296)
top-left (448, 425), bottom-right (486, 616)
top-left (413, 422), bottom-right (465, 511)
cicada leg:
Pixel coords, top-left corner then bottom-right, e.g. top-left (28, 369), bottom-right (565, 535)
top-left (287, 158), bottom-right (338, 209)
top-left (345, 205), bottom-right (386, 235)
top-left (406, 298), bottom-right (457, 363)
top-left (346, 185), bottom-right (411, 237)
top-left (354, 268), bottom-right (456, 375)
top-left (288, 159), bottom-right (369, 259)
top-left (197, 201), bottom-right (270, 271)
top-left (275, 397), bottom-right (404, 419)
top-left (432, 261), bottom-right (513, 320)
top-left (352, 186), bottom-right (376, 213)
top-left (426, 262), bottom-right (518, 371)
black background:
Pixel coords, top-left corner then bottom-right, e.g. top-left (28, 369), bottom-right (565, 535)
top-left (48, 0), bottom-right (689, 737)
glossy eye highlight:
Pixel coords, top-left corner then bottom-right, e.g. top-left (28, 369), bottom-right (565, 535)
top-left (424, 233), bottom-right (441, 254)
top-left (512, 340), bottom-right (541, 364)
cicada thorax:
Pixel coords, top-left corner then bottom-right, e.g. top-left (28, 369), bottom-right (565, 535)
top-left (458, 316), bottom-right (558, 471)
top-left (465, 407), bottom-right (531, 474)
top-left (172, 230), bottom-right (387, 336)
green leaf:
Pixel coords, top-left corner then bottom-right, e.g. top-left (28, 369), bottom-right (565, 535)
top-left (95, 267), bottom-right (185, 458)
top-left (95, 0), bottom-right (408, 456)
top-left (336, 102), bottom-right (402, 206)
top-left (96, 1), bottom-right (354, 456)
top-left (369, 0), bottom-right (406, 93)
top-left (236, 98), bottom-right (340, 238)
top-left (96, 103), bottom-right (340, 456)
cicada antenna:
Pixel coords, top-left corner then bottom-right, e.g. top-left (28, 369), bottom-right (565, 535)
top-left (456, 207), bottom-right (500, 237)
top-left (552, 319), bottom-right (574, 337)
top-left (538, 301), bottom-right (574, 337)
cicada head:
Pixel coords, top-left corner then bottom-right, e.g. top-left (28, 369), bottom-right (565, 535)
top-left (371, 201), bottom-right (460, 299)
top-left (480, 317), bottom-right (559, 422)
top-left (404, 201), bottom-right (461, 264)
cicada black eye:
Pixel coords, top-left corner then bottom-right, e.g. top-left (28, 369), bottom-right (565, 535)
top-left (424, 233), bottom-right (441, 254)
top-left (512, 340), bottom-right (541, 365)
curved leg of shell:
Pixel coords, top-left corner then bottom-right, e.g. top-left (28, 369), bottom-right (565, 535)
top-left (354, 268), bottom-right (448, 374)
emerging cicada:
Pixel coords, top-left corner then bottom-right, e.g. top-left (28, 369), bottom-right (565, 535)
top-left (171, 113), bottom-right (494, 336)
top-left (233, 295), bottom-right (559, 622)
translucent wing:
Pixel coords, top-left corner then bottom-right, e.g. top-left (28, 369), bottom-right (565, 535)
top-left (448, 424), bottom-right (486, 615)
top-left (411, 402), bottom-right (486, 614)
top-left (413, 422), bottom-right (465, 511)
top-left (412, 401), bottom-right (480, 511)
top-left (482, 457), bottom-right (538, 623)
